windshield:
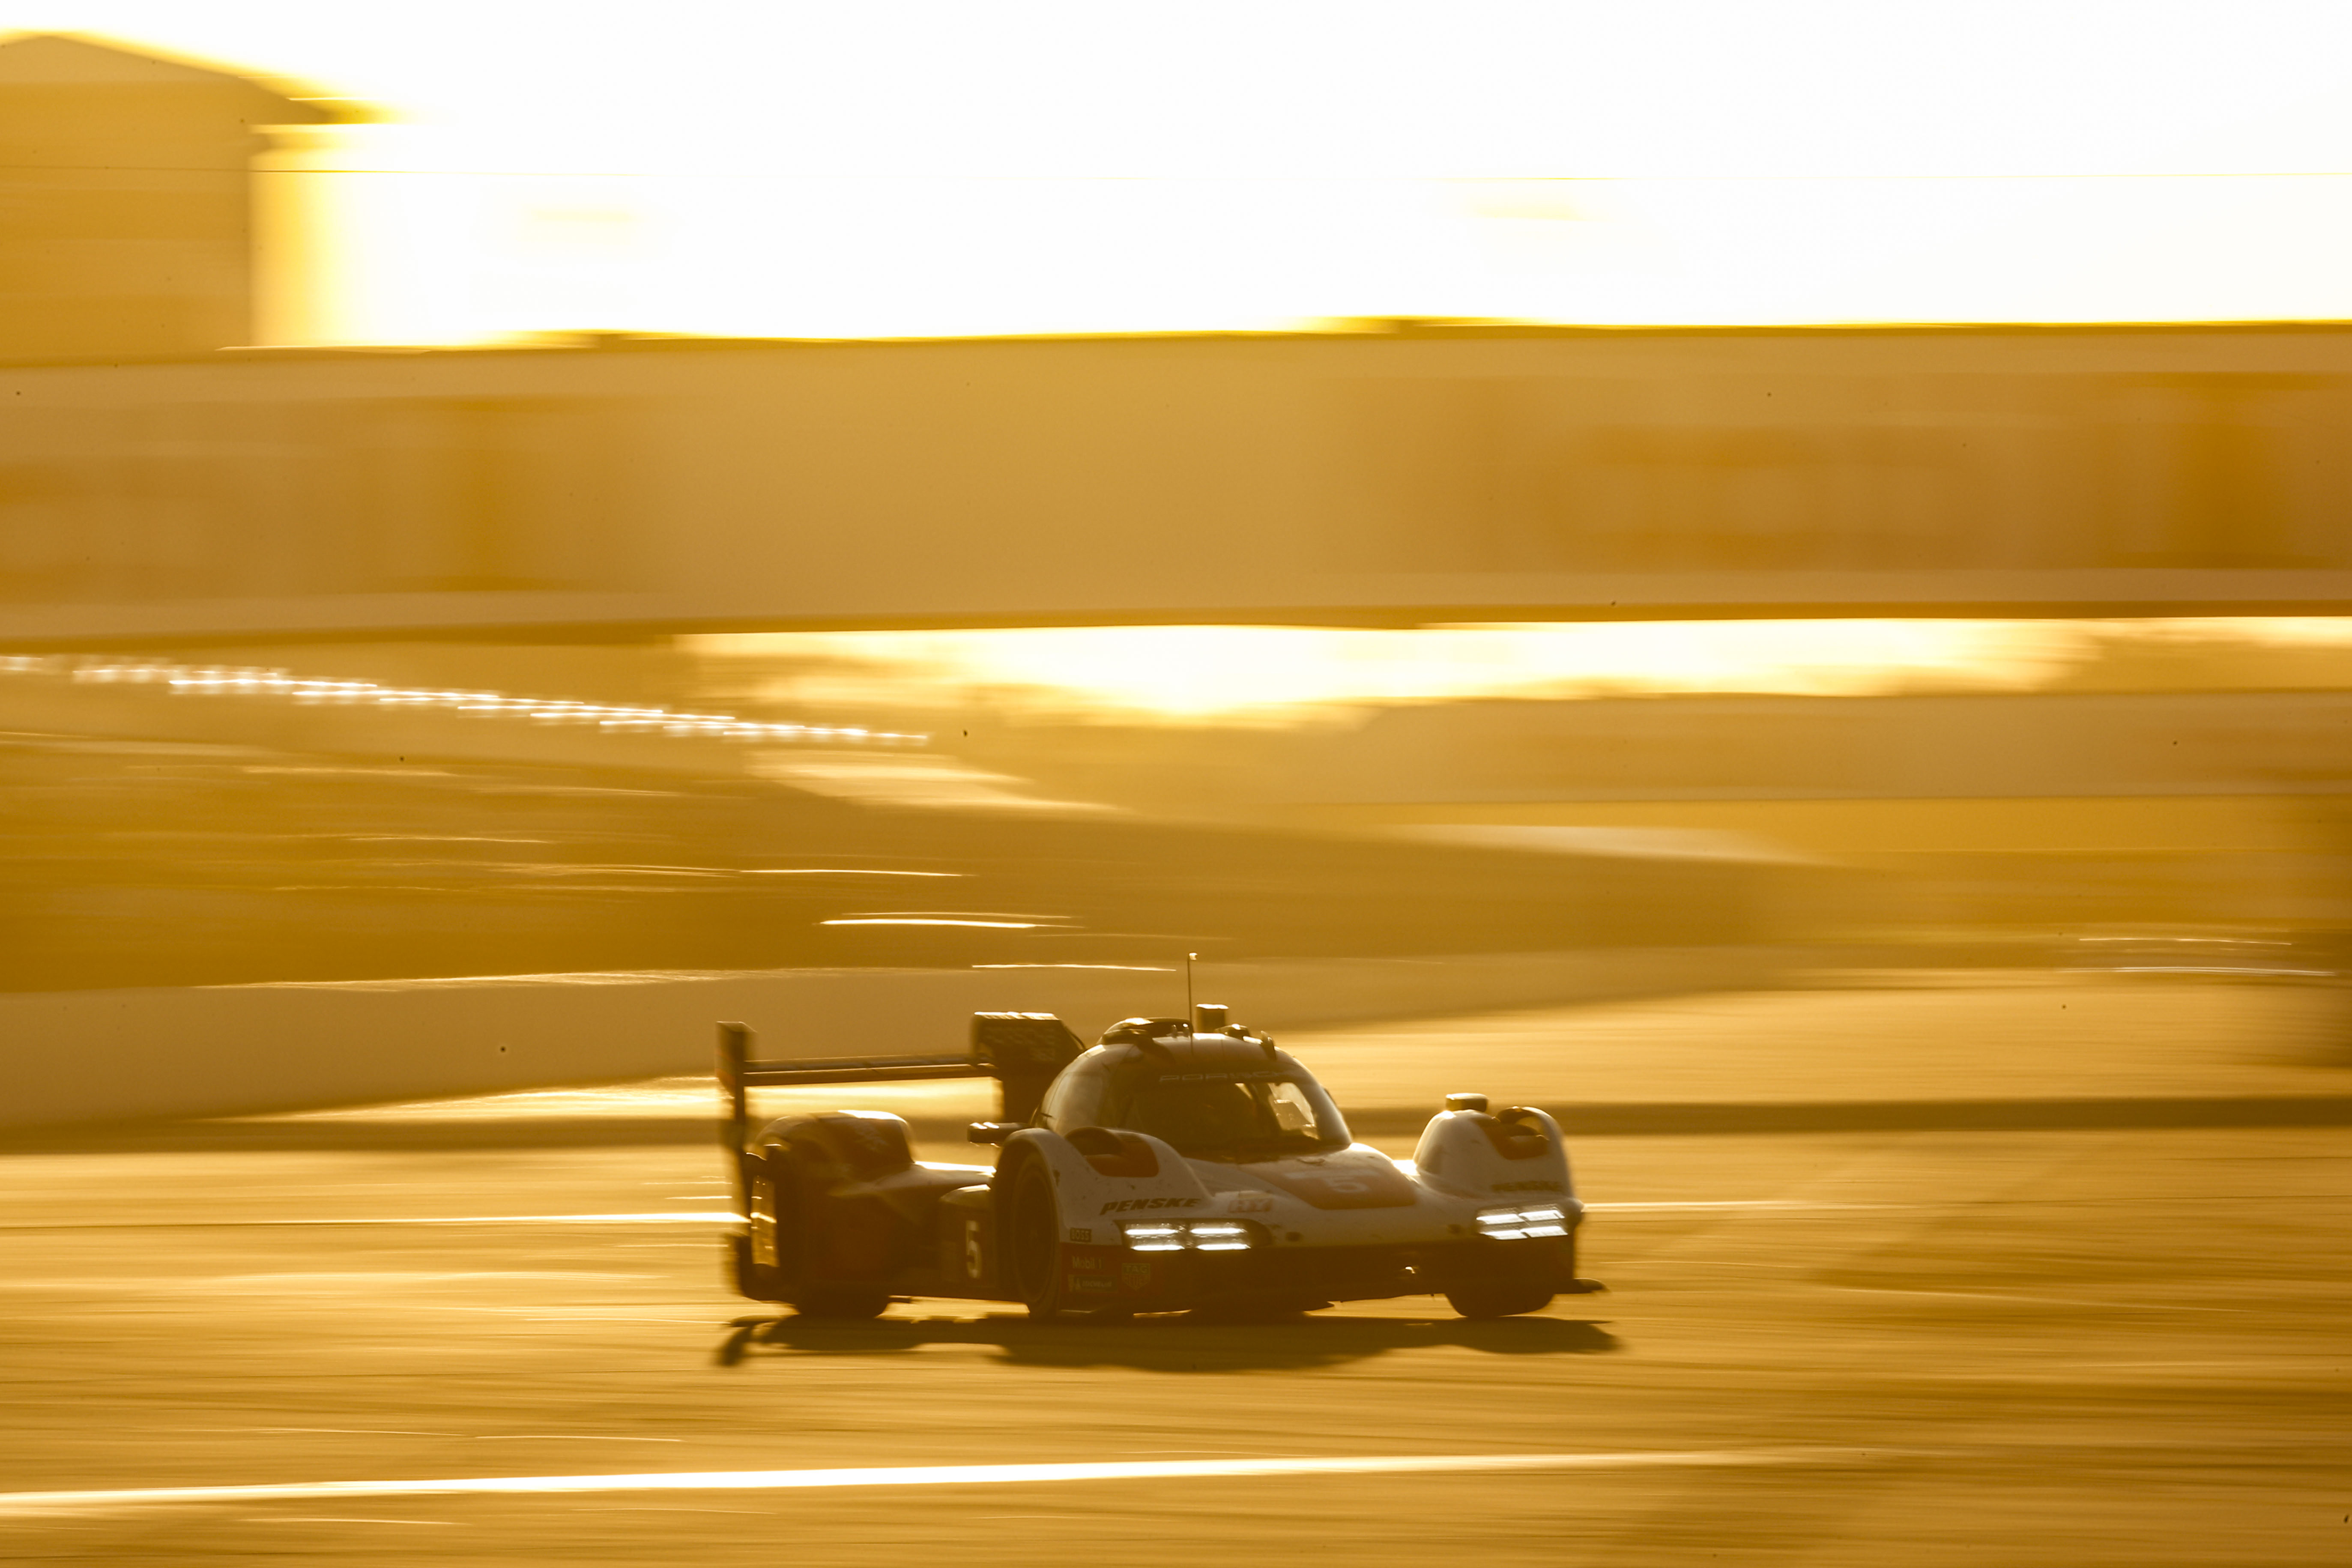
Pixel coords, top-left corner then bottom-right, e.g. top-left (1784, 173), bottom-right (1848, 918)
top-left (1100, 1069), bottom-right (1348, 1160)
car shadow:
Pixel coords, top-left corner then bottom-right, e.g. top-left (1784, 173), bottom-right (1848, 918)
top-left (715, 1309), bottom-right (1619, 1371)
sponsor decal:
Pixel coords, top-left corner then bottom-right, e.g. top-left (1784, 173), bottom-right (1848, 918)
top-left (1070, 1227), bottom-right (1094, 1243)
top-left (1098, 1196), bottom-right (1204, 1214)
top-left (1121, 1257), bottom-right (1154, 1290)
top-left (1072, 1274), bottom-right (1116, 1293)
top-left (1491, 1180), bottom-right (1564, 1193)
top-left (1225, 1195), bottom-right (1275, 1213)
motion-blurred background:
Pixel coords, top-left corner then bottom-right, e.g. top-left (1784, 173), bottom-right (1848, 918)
top-left (0, 1), bottom-right (2349, 1057)
top-left (5, 11), bottom-right (2352, 1565)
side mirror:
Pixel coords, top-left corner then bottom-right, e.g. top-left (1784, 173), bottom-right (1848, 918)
top-left (966, 1121), bottom-right (1022, 1146)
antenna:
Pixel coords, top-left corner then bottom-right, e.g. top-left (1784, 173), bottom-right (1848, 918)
top-left (1184, 951), bottom-right (1196, 1030)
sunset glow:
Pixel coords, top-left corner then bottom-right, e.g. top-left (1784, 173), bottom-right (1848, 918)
top-left (691, 620), bottom-right (2097, 721)
top-left (7, 1), bottom-right (2351, 342)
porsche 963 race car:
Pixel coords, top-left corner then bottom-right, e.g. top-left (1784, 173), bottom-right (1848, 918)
top-left (719, 1006), bottom-right (1599, 1321)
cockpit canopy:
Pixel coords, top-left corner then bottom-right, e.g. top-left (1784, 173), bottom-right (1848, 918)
top-left (1035, 1019), bottom-right (1350, 1161)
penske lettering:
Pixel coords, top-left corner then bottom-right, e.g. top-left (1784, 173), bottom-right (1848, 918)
top-left (1098, 1197), bottom-right (1204, 1214)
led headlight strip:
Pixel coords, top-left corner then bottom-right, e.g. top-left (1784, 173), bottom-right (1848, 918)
top-left (1119, 1219), bottom-right (1257, 1252)
top-left (1476, 1204), bottom-right (1571, 1240)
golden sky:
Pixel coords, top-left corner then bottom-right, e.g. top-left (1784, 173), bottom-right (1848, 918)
top-left (9, 1), bottom-right (2352, 340)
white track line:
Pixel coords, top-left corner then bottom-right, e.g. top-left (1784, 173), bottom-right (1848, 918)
top-left (0, 1213), bottom-right (735, 1232)
top-left (0, 1449), bottom-right (1842, 1516)
top-left (0, 1201), bottom-right (1895, 1233)
top-left (1599, 1213), bottom-right (1910, 1222)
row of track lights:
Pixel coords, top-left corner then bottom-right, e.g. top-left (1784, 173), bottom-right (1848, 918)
top-left (0, 656), bottom-right (927, 747)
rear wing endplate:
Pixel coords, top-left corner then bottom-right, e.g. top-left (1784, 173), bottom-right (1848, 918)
top-left (717, 1012), bottom-right (1084, 1148)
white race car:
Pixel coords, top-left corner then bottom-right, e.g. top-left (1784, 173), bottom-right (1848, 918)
top-left (719, 1006), bottom-right (1601, 1321)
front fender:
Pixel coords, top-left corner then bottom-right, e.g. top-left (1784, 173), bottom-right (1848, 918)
top-left (996, 1128), bottom-right (1215, 1244)
top-left (1410, 1105), bottom-right (1578, 1210)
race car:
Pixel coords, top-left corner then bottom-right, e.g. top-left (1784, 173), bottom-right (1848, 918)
top-left (717, 1005), bottom-right (1599, 1322)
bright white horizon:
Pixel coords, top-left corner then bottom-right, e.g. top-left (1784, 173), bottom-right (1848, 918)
top-left (7, 1), bottom-right (2352, 342)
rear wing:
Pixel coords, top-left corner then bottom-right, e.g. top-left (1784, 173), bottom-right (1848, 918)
top-left (717, 1012), bottom-right (1085, 1150)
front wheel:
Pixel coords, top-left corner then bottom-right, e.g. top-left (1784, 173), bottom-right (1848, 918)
top-left (1009, 1161), bottom-right (1073, 1321)
top-left (1005, 1160), bottom-right (1132, 1323)
top-left (1444, 1281), bottom-right (1555, 1319)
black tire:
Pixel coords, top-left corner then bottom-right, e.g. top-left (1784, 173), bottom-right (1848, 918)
top-left (779, 1140), bottom-right (903, 1318)
top-left (739, 1143), bottom-right (895, 1318)
top-left (1008, 1160), bottom-right (1071, 1320)
top-left (1002, 1161), bottom-right (1139, 1325)
top-left (1444, 1281), bottom-right (1556, 1319)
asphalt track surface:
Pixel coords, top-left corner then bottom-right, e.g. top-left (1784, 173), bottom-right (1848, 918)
top-left (2, 974), bottom-right (2346, 1565)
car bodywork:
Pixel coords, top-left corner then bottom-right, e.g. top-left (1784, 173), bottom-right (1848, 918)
top-left (719, 1007), bottom-right (1597, 1320)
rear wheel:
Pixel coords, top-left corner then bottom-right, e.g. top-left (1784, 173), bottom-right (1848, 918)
top-left (1444, 1281), bottom-right (1555, 1319)
top-left (739, 1143), bottom-right (897, 1320)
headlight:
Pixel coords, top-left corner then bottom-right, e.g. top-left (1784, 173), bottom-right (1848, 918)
top-left (1476, 1204), bottom-right (1572, 1240)
top-left (1120, 1219), bottom-right (1258, 1252)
